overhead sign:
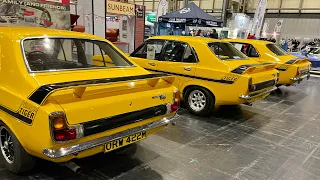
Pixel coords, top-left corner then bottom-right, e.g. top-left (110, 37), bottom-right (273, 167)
top-left (147, 13), bottom-right (156, 23)
top-left (251, 0), bottom-right (267, 38)
top-left (107, 0), bottom-right (135, 16)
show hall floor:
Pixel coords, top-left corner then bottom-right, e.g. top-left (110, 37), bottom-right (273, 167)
top-left (1, 78), bottom-right (320, 180)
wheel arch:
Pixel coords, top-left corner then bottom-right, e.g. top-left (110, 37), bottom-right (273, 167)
top-left (182, 84), bottom-right (216, 103)
top-left (0, 116), bottom-right (26, 148)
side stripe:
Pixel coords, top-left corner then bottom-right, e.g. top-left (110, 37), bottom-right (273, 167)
top-left (144, 68), bottom-right (234, 84)
top-left (0, 105), bottom-right (32, 124)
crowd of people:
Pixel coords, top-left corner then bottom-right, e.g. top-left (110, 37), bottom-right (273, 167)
top-left (278, 38), bottom-right (320, 52)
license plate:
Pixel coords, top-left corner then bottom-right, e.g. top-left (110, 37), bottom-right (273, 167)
top-left (105, 131), bottom-right (147, 153)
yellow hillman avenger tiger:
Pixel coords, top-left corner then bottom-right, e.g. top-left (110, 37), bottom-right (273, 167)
top-left (130, 36), bottom-right (279, 116)
top-left (224, 39), bottom-right (311, 86)
top-left (0, 27), bottom-right (179, 174)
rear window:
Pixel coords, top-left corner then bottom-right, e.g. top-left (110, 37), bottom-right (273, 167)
top-left (207, 42), bottom-right (248, 60)
top-left (266, 44), bottom-right (288, 56)
top-left (23, 38), bottom-right (133, 72)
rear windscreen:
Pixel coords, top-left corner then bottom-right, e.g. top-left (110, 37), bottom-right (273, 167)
top-left (23, 38), bottom-right (133, 72)
top-left (207, 42), bottom-right (248, 60)
top-left (266, 44), bottom-right (288, 56)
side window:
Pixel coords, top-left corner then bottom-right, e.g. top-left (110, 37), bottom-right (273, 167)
top-left (142, 40), bottom-right (165, 60)
top-left (232, 43), bottom-right (259, 57)
top-left (163, 41), bottom-right (187, 62)
top-left (182, 46), bottom-right (197, 63)
top-left (130, 43), bottom-right (145, 58)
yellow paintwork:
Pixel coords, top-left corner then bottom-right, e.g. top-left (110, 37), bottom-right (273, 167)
top-left (224, 39), bottom-right (311, 85)
top-left (0, 27), bottom-right (177, 163)
top-left (131, 36), bottom-right (279, 105)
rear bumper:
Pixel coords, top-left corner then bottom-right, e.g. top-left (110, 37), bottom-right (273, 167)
top-left (239, 87), bottom-right (277, 100)
top-left (290, 73), bottom-right (310, 82)
top-left (42, 115), bottom-right (177, 159)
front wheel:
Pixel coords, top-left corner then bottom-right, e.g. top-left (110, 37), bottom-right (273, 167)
top-left (184, 87), bottom-right (215, 117)
top-left (0, 123), bottom-right (35, 174)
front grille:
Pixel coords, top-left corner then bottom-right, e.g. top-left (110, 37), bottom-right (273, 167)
top-left (82, 104), bottom-right (168, 137)
top-left (251, 80), bottom-right (276, 92)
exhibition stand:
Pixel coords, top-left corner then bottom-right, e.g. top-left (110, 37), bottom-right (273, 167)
top-left (158, 2), bottom-right (222, 35)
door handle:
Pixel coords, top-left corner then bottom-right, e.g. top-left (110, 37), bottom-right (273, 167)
top-left (148, 62), bottom-right (156, 66)
top-left (184, 67), bottom-right (192, 71)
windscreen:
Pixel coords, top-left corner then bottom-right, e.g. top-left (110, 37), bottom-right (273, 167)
top-left (266, 44), bottom-right (288, 56)
top-left (207, 42), bottom-right (248, 60)
top-left (23, 38), bottom-right (133, 72)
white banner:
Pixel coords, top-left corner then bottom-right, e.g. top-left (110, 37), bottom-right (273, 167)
top-left (252, 0), bottom-right (267, 38)
top-left (156, 0), bottom-right (168, 22)
top-left (274, 20), bottom-right (283, 33)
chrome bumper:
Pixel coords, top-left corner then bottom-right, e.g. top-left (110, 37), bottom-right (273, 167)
top-left (239, 87), bottom-right (277, 100)
top-left (290, 73), bottom-right (310, 82)
top-left (42, 115), bottom-right (177, 159)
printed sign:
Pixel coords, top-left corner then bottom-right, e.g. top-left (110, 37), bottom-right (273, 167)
top-left (146, 44), bottom-right (156, 60)
top-left (107, 0), bottom-right (135, 16)
top-left (0, 0), bottom-right (70, 29)
top-left (251, 0), bottom-right (267, 38)
top-left (274, 19), bottom-right (283, 33)
top-left (156, 0), bottom-right (167, 22)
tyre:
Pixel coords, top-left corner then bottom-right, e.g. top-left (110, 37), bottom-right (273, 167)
top-left (0, 122), bottom-right (35, 174)
top-left (184, 87), bottom-right (215, 116)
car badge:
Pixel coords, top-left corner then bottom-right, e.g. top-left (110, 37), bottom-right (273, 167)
top-left (152, 94), bottom-right (166, 100)
top-left (129, 102), bottom-right (132, 106)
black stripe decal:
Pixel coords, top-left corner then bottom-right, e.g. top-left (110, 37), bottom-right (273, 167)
top-left (276, 68), bottom-right (287, 71)
top-left (0, 105), bottom-right (32, 124)
top-left (29, 73), bottom-right (169, 105)
top-left (144, 68), bottom-right (234, 84)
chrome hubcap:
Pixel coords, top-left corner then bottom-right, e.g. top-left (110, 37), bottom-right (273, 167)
top-left (188, 90), bottom-right (206, 112)
top-left (0, 127), bottom-right (14, 164)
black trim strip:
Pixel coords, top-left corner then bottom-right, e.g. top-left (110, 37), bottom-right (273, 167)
top-left (0, 105), bottom-right (32, 124)
top-left (144, 68), bottom-right (234, 84)
top-left (251, 80), bottom-right (276, 92)
top-left (82, 104), bottom-right (167, 137)
top-left (276, 68), bottom-right (287, 71)
top-left (29, 73), bottom-right (169, 105)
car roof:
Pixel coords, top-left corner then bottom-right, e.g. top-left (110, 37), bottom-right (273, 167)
top-left (224, 38), bottom-right (273, 45)
top-left (149, 36), bottom-right (223, 44)
top-left (0, 26), bottom-right (105, 41)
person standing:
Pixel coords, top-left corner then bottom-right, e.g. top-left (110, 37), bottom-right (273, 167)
top-left (210, 29), bottom-right (218, 39)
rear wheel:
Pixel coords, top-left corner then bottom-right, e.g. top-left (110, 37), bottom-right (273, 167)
top-left (184, 87), bottom-right (215, 116)
top-left (0, 123), bottom-right (35, 174)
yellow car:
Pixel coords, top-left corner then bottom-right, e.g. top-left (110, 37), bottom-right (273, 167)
top-left (0, 27), bottom-right (179, 174)
top-left (225, 39), bottom-right (311, 86)
top-left (130, 36), bottom-right (278, 116)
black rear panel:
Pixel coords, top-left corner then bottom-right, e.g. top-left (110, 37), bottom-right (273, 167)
top-left (82, 104), bottom-right (168, 137)
top-left (251, 80), bottom-right (276, 92)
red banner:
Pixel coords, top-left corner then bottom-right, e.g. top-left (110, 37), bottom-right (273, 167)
top-left (39, 0), bottom-right (70, 5)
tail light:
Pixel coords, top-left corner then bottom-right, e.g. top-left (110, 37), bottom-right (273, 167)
top-left (49, 112), bottom-right (83, 142)
top-left (169, 90), bottom-right (180, 112)
top-left (296, 67), bottom-right (300, 76)
top-left (248, 77), bottom-right (256, 92)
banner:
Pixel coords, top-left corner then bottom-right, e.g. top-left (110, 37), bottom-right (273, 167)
top-left (0, 0), bottom-right (70, 29)
top-left (106, 0), bottom-right (135, 16)
top-left (251, 0), bottom-right (267, 37)
top-left (156, 0), bottom-right (167, 22)
top-left (274, 19), bottom-right (283, 33)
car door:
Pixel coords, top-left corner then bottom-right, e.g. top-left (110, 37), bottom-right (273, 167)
top-left (232, 42), bottom-right (261, 62)
top-left (130, 39), bottom-right (166, 70)
top-left (157, 40), bottom-right (198, 89)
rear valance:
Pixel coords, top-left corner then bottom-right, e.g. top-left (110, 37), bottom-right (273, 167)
top-left (28, 73), bottom-right (174, 105)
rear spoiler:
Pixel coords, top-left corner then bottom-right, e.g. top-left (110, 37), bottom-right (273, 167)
top-left (28, 73), bottom-right (174, 105)
top-left (285, 58), bottom-right (309, 64)
top-left (231, 63), bottom-right (277, 74)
